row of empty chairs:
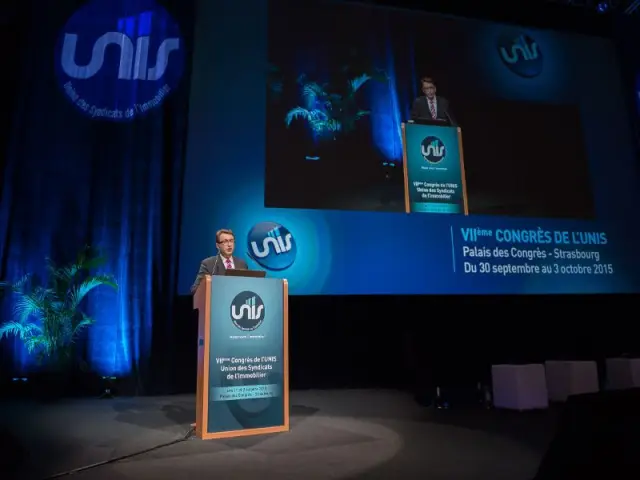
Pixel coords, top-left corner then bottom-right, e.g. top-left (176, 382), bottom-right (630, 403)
top-left (491, 358), bottom-right (640, 411)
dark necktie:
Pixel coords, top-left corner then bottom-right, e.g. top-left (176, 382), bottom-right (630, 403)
top-left (429, 100), bottom-right (436, 119)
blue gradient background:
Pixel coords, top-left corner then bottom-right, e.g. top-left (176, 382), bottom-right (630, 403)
top-left (179, 0), bottom-right (640, 295)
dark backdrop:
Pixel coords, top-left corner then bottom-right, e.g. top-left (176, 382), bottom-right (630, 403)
top-left (171, 294), bottom-right (638, 396)
top-left (616, 15), bottom-right (640, 155)
top-left (1, 0), bottom-right (639, 397)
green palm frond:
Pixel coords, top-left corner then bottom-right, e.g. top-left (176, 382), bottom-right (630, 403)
top-left (72, 313), bottom-right (95, 342)
top-left (285, 106), bottom-right (308, 125)
top-left (68, 274), bottom-right (117, 310)
top-left (76, 246), bottom-right (108, 270)
top-left (302, 83), bottom-right (325, 99)
top-left (285, 107), bottom-right (328, 127)
top-left (0, 320), bottom-right (43, 340)
top-left (349, 73), bottom-right (371, 94)
top-left (12, 289), bottom-right (48, 323)
top-left (309, 118), bottom-right (341, 133)
top-left (0, 245), bottom-right (118, 364)
top-left (24, 335), bottom-right (50, 355)
top-left (0, 274), bottom-right (31, 293)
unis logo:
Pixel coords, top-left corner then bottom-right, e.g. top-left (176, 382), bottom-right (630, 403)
top-left (421, 136), bottom-right (446, 164)
top-left (230, 291), bottom-right (265, 331)
top-left (497, 33), bottom-right (543, 78)
top-left (247, 222), bottom-right (297, 271)
top-left (54, 0), bottom-right (184, 121)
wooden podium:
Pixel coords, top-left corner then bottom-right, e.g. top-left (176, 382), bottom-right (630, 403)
top-left (193, 273), bottom-right (289, 440)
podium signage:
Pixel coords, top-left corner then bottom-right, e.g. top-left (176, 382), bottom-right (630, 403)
top-left (194, 274), bottom-right (289, 440)
top-left (402, 122), bottom-right (469, 214)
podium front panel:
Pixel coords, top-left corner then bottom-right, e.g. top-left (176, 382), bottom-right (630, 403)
top-left (207, 275), bottom-right (286, 434)
top-left (402, 122), bottom-right (468, 214)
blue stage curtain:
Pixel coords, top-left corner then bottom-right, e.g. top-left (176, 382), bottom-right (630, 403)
top-left (0, 0), bottom-right (193, 393)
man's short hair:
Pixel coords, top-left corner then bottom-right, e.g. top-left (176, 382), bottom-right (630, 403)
top-left (421, 76), bottom-right (435, 86)
top-left (216, 229), bottom-right (234, 243)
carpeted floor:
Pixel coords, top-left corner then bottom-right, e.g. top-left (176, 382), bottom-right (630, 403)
top-left (0, 389), bottom-right (558, 480)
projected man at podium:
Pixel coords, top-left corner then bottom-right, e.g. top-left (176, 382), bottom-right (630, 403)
top-left (190, 229), bottom-right (249, 294)
top-left (410, 77), bottom-right (456, 126)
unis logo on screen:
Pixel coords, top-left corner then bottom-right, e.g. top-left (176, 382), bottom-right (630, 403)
top-left (421, 136), bottom-right (446, 164)
top-left (54, 0), bottom-right (184, 121)
top-left (497, 33), bottom-right (543, 78)
top-left (230, 291), bottom-right (265, 331)
top-left (247, 222), bottom-right (297, 271)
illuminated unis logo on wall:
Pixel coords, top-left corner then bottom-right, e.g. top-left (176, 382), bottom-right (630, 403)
top-left (421, 136), bottom-right (446, 164)
top-left (497, 33), bottom-right (543, 78)
top-left (247, 222), bottom-right (296, 271)
top-left (230, 291), bottom-right (265, 331)
top-left (54, 0), bottom-right (184, 121)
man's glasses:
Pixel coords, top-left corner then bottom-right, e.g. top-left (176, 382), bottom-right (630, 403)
top-left (218, 239), bottom-right (234, 245)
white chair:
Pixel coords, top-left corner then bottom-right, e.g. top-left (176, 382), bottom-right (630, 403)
top-left (606, 358), bottom-right (640, 390)
top-left (491, 364), bottom-right (549, 411)
top-left (544, 360), bottom-right (599, 402)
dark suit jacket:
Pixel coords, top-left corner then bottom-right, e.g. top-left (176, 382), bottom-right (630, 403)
top-left (410, 96), bottom-right (456, 126)
top-left (190, 254), bottom-right (249, 294)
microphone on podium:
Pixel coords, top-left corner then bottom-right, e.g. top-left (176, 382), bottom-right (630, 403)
top-left (212, 247), bottom-right (220, 274)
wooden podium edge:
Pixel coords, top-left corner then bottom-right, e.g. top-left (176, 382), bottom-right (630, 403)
top-left (457, 127), bottom-right (469, 216)
top-left (282, 279), bottom-right (290, 431)
top-left (195, 275), bottom-right (212, 439)
top-left (401, 123), bottom-right (410, 213)
top-left (195, 276), bottom-right (290, 440)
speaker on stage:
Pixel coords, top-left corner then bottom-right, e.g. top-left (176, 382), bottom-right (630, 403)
top-left (534, 388), bottom-right (640, 479)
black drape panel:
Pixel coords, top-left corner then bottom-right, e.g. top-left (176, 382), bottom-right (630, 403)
top-left (615, 15), bottom-right (640, 157)
top-left (0, 0), bottom-right (194, 394)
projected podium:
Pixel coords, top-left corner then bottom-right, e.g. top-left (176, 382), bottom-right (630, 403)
top-left (193, 272), bottom-right (289, 440)
top-left (401, 121), bottom-right (469, 214)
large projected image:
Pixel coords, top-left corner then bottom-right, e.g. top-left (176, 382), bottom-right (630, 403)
top-left (179, 0), bottom-right (640, 295)
top-left (265, 1), bottom-right (594, 219)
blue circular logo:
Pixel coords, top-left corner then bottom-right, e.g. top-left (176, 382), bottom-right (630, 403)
top-left (421, 136), bottom-right (446, 164)
top-left (247, 222), bottom-right (297, 271)
top-left (230, 291), bottom-right (265, 331)
top-left (497, 33), bottom-right (543, 78)
top-left (54, 0), bottom-right (184, 121)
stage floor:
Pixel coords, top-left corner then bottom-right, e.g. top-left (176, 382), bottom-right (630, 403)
top-left (0, 389), bottom-right (557, 480)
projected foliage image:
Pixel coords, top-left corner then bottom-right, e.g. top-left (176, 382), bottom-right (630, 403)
top-left (284, 73), bottom-right (371, 142)
top-left (266, 24), bottom-right (408, 212)
top-left (266, 54), bottom-right (402, 211)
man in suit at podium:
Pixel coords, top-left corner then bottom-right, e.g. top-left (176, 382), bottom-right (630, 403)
top-left (190, 228), bottom-right (249, 294)
top-left (410, 76), bottom-right (456, 126)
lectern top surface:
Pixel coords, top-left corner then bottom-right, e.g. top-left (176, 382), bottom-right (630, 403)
top-left (223, 269), bottom-right (266, 278)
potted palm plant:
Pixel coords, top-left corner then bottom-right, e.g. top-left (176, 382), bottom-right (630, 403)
top-left (0, 246), bottom-right (117, 398)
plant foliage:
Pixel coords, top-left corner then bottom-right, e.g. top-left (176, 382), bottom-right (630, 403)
top-left (285, 73), bottom-right (374, 139)
top-left (0, 246), bottom-right (117, 365)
